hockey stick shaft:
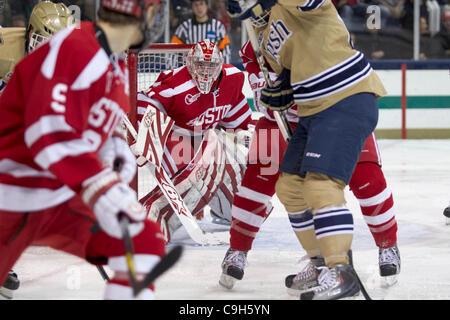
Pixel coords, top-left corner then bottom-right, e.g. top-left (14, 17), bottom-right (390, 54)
top-left (96, 266), bottom-right (110, 281)
top-left (242, 19), bottom-right (293, 142)
top-left (133, 245), bottom-right (183, 295)
top-left (348, 249), bottom-right (372, 300)
top-left (119, 216), bottom-right (183, 298)
top-left (119, 217), bottom-right (139, 296)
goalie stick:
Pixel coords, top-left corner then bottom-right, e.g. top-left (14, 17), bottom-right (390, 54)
top-left (122, 114), bottom-right (226, 246)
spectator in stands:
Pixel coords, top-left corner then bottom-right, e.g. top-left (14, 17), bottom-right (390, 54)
top-left (437, 5), bottom-right (450, 57)
top-left (8, 0), bottom-right (40, 27)
top-left (170, 0), bottom-right (191, 34)
top-left (400, 0), bottom-right (429, 30)
top-left (0, 0), bottom-right (10, 26)
top-left (378, 0), bottom-right (404, 26)
top-left (211, 0), bottom-right (230, 32)
top-left (332, 0), bottom-right (394, 31)
top-left (170, 0), bottom-right (231, 63)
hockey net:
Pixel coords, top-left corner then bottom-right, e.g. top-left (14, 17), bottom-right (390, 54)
top-left (127, 44), bottom-right (194, 199)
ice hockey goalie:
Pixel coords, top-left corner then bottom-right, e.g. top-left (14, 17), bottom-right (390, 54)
top-left (135, 40), bottom-right (254, 242)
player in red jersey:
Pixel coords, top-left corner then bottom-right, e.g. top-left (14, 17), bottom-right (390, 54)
top-left (135, 39), bottom-right (254, 241)
top-left (0, 0), bottom-right (175, 300)
top-left (219, 40), bottom-right (401, 292)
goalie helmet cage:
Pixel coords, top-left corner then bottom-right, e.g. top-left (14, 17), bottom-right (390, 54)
top-left (127, 43), bottom-right (194, 198)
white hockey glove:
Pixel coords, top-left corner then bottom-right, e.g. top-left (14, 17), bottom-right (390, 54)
top-left (81, 170), bottom-right (146, 239)
top-left (248, 71), bottom-right (278, 110)
top-left (98, 136), bottom-right (137, 184)
top-left (235, 125), bottom-right (255, 149)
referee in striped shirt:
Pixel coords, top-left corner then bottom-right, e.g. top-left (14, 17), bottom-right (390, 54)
top-left (170, 0), bottom-right (231, 63)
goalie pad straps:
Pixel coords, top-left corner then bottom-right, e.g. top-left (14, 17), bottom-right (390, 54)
top-left (135, 106), bottom-right (175, 169)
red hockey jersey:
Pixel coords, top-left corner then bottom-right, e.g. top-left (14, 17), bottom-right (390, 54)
top-left (0, 22), bottom-right (129, 212)
top-left (136, 64), bottom-right (252, 177)
top-left (239, 40), bottom-right (298, 123)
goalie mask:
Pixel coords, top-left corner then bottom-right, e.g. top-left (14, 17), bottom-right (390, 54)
top-left (186, 40), bottom-right (224, 94)
top-left (26, 1), bottom-right (75, 53)
top-left (100, 0), bottom-right (166, 51)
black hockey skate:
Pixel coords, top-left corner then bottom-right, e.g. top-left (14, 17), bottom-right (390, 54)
top-left (0, 270), bottom-right (20, 299)
top-left (285, 255), bottom-right (325, 296)
top-left (219, 248), bottom-right (247, 289)
top-left (379, 243), bottom-right (401, 286)
top-left (444, 205), bottom-right (450, 225)
top-left (300, 263), bottom-right (360, 300)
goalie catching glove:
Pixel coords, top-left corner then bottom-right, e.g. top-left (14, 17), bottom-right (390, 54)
top-left (260, 68), bottom-right (295, 112)
top-left (81, 169), bottom-right (146, 239)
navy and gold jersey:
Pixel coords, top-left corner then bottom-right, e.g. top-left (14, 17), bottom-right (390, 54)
top-left (0, 28), bottom-right (26, 94)
top-left (257, 0), bottom-right (387, 116)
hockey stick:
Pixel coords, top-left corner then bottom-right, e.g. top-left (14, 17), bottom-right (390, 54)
top-left (123, 115), bottom-right (226, 245)
top-left (242, 19), bottom-right (293, 143)
top-left (119, 216), bottom-right (183, 298)
top-left (96, 266), bottom-right (110, 281)
top-left (348, 249), bottom-right (372, 300)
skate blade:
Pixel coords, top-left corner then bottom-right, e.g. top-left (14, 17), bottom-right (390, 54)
top-left (0, 287), bottom-right (13, 300)
top-left (286, 287), bottom-right (311, 297)
top-left (446, 217), bottom-right (450, 225)
top-left (340, 290), bottom-right (362, 300)
top-left (381, 275), bottom-right (398, 287)
top-left (219, 273), bottom-right (237, 290)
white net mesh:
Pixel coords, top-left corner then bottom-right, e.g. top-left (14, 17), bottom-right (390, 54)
top-left (132, 45), bottom-right (193, 199)
top-left (136, 46), bottom-right (192, 92)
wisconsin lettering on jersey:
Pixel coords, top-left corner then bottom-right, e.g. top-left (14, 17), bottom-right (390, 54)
top-left (265, 20), bottom-right (292, 62)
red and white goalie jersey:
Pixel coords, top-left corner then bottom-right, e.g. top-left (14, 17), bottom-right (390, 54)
top-left (136, 64), bottom-right (252, 177)
top-left (0, 22), bottom-right (130, 212)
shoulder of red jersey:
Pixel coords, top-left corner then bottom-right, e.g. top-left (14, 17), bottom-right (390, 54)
top-left (151, 66), bottom-right (190, 88)
top-left (222, 64), bottom-right (244, 82)
top-left (240, 40), bottom-right (256, 61)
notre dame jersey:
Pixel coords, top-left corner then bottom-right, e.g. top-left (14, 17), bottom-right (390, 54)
top-left (0, 28), bottom-right (26, 94)
top-left (256, 0), bottom-right (387, 117)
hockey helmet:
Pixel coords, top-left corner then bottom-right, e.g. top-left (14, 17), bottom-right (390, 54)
top-left (186, 40), bottom-right (224, 94)
top-left (27, 1), bottom-right (75, 52)
top-left (250, 8), bottom-right (271, 28)
top-left (100, 0), bottom-right (166, 51)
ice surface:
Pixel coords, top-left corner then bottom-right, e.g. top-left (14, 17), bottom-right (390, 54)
top-left (8, 139), bottom-right (450, 300)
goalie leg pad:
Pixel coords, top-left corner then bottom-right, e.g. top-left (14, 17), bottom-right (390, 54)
top-left (207, 130), bottom-right (249, 223)
top-left (142, 130), bottom-right (247, 241)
